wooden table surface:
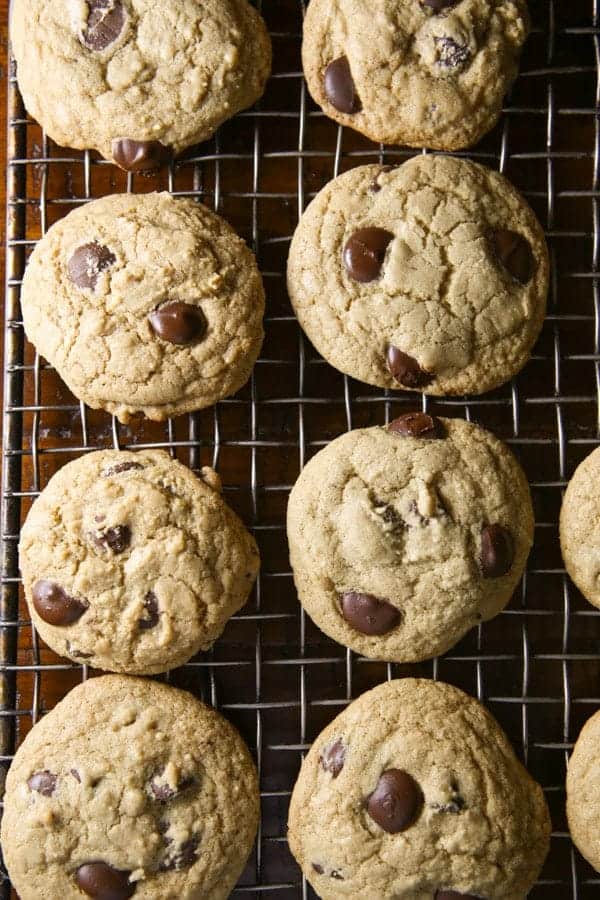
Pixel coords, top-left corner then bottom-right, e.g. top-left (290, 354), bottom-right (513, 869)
top-left (1, 2), bottom-right (9, 380)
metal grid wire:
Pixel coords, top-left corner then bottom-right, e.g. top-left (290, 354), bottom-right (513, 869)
top-left (1, 0), bottom-right (600, 896)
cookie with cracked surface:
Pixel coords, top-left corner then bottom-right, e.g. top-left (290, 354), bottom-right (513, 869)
top-left (560, 446), bottom-right (600, 609)
top-left (302, 0), bottom-right (529, 149)
top-left (1, 675), bottom-right (260, 900)
top-left (287, 156), bottom-right (548, 396)
top-left (11, 0), bottom-right (271, 169)
top-left (20, 192), bottom-right (265, 423)
top-left (287, 414), bottom-right (533, 662)
top-left (19, 449), bottom-right (259, 674)
top-left (566, 709), bottom-right (600, 873)
top-left (288, 678), bottom-right (550, 899)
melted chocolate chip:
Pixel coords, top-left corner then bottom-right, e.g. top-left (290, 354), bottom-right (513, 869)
top-left (387, 346), bottom-right (433, 389)
top-left (491, 229), bottom-right (535, 284)
top-left (82, 0), bottom-right (126, 51)
top-left (366, 769), bottom-right (423, 833)
top-left (94, 525), bottom-right (131, 555)
top-left (343, 228), bottom-right (394, 283)
top-left (75, 862), bottom-right (135, 899)
top-left (312, 863), bottom-right (324, 875)
top-left (111, 139), bottom-right (171, 173)
top-left (68, 242), bottom-right (116, 290)
top-left (388, 412), bottom-right (444, 439)
top-left (102, 461), bottom-right (144, 477)
top-left (370, 166), bottom-right (394, 193)
top-left (340, 591), bottom-right (401, 636)
top-left (422, 0), bottom-right (460, 10)
top-left (149, 770), bottom-right (194, 803)
top-left (160, 837), bottom-right (200, 872)
top-left (149, 301), bottom-right (207, 346)
top-left (324, 56), bottom-right (361, 114)
top-left (331, 871), bottom-right (344, 880)
top-left (480, 524), bottom-right (513, 578)
top-left (436, 893), bottom-right (481, 900)
top-left (138, 592), bottom-right (160, 631)
top-left (320, 739), bottom-right (346, 777)
top-left (32, 581), bottom-right (88, 627)
top-left (27, 771), bottom-right (57, 796)
top-left (435, 36), bottom-right (471, 69)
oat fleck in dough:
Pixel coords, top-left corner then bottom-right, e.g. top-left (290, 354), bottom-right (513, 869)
top-left (288, 678), bottom-right (551, 899)
top-left (287, 156), bottom-right (548, 396)
top-left (1, 676), bottom-right (260, 900)
top-left (302, 0), bottom-right (529, 149)
top-left (19, 450), bottom-right (260, 675)
top-left (560, 445), bottom-right (600, 609)
top-left (287, 415), bottom-right (533, 662)
top-left (566, 708), bottom-right (600, 873)
top-left (20, 192), bottom-right (265, 423)
top-left (10, 0), bottom-right (272, 168)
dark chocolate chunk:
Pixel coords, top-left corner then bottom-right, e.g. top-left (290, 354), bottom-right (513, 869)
top-left (312, 863), bottom-right (324, 875)
top-left (82, 0), bottom-right (125, 51)
top-left (480, 524), bottom-right (514, 578)
top-left (371, 166), bottom-right (394, 193)
top-left (149, 301), bottom-right (207, 346)
top-left (160, 837), bottom-right (200, 872)
top-left (343, 228), bottom-right (394, 283)
top-left (422, 0), bottom-right (460, 10)
top-left (340, 591), bottom-right (401, 636)
top-left (388, 412), bottom-right (444, 439)
top-left (324, 56), bottom-right (361, 114)
top-left (149, 769), bottom-right (194, 803)
top-left (320, 738), bottom-right (346, 777)
top-left (491, 229), bottom-right (535, 284)
top-left (94, 525), bottom-right (131, 555)
top-left (435, 36), bottom-right (471, 69)
top-left (68, 242), bottom-right (116, 290)
top-left (102, 461), bottom-right (144, 477)
top-left (331, 870), bottom-right (344, 880)
top-left (32, 581), bottom-right (88, 627)
top-left (75, 862), bottom-right (135, 899)
top-left (387, 346), bottom-right (433, 388)
top-left (138, 592), bottom-right (160, 631)
top-left (111, 139), bottom-right (171, 173)
top-left (27, 770), bottom-right (57, 796)
top-left (366, 769), bottom-right (423, 833)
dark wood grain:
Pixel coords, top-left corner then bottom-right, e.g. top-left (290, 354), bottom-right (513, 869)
top-left (1, 1), bottom-right (9, 379)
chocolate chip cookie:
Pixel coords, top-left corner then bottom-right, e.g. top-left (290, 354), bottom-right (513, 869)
top-left (1, 675), bottom-right (260, 900)
top-left (287, 156), bottom-right (548, 396)
top-left (567, 709), bottom-right (600, 873)
top-left (302, 0), bottom-right (529, 149)
top-left (287, 414), bottom-right (533, 662)
top-left (21, 192), bottom-right (265, 422)
top-left (288, 678), bottom-right (551, 899)
top-left (11, 0), bottom-right (271, 170)
top-left (560, 446), bottom-right (600, 609)
top-left (19, 449), bottom-right (260, 674)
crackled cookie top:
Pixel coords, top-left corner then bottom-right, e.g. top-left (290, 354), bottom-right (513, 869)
top-left (21, 192), bottom-right (265, 423)
top-left (567, 709), bottom-right (600, 873)
top-left (287, 156), bottom-right (548, 396)
top-left (288, 678), bottom-right (551, 899)
top-left (1, 676), bottom-right (259, 900)
top-left (302, 0), bottom-right (529, 149)
top-left (19, 449), bottom-right (259, 674)
top-left (560, 446), bottom-right (600, 610)
top-left (11, 0), bottom-right (271, 168)
top-left (287, 415), bottom-right (533, 662)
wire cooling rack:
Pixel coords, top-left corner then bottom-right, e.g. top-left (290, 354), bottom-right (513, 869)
top-left (1, 1), bottom-right (600, 897)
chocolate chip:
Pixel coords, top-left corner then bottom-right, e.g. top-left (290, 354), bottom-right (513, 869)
top-left (71, 769), bottom-right (82, 783)
top-left (66, 641), bottom-right (93, 660)
top-left (340, 591), bottom-right (401, 636)
top-left (366, 769), bottom-right (423, 833)
top-left (32, 581), bottom-right (88, 627)
top-left (75, 862), bottom-right (135, 899)
top-left (388, 412), bottom-right (444, 439)
top-left (435, 36), bottom-right (471, 69)
top-left (331, 871), bottom-right (344, 880)
top-left (149, 770), bottom-right (194, 803)
top-left (149, 301), bottom-right (207, 346)
top-left (387, 346), bottom-right (433, 389)
top-left (138, 592), bottom-right (159, 631)
top-left (82, 0), bottom-right (126, 51)
top-left (102, 461), bottom-right (144, 477)
top-left (68, 242), bottom-right (116, 290)
top-left (111, 139), bottom-right (171, 173)
top-left (324, 56), bottom-right (361, 114)
top-left (422, 0), bottom-right (460, 10)
top-left (480, 524), bottom-right (513, 578)
top-left (491, 229), bottom-right (535, 284)
top-left (312, 864), bottom-right (324, 875)
top-left (370, 166), bottom-right (394, 193)
top-left (320, 739), bottom-right (346, 777)
top-left (94, 525), bottom-right (131, 554)
top-left (343, 228), bottom-right (394, 283)
top-left (27, 771), bottom-right (57, 796)
top-left (160, 837), bottom-right (200, 872)
top-left (436, 893), bottom-right (481, 900)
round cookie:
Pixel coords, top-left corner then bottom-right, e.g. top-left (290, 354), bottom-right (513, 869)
top-left (19, 449), bottom-right (260, 674)
top-left (287, 414), bottom-right (533, 662)
top-left (288, 678), bottom-right (551, 899)
top-left (287, 156), bottom-right (548, 396)
top-left (11, 0), bottom-right (271, 170)
top-left (1, 675), bottom-right (260, 900)
top-left (566, 709), bottom-right (600, 872)
top-left (21, 192), bottom-right (265, 422)
top-left (560, 446), bottom-right (600, 608)
top-left (302, 0), bottom-right (529, 150)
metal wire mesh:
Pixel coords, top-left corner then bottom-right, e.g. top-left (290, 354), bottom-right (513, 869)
top-left (1, 0), bottom-right (600, 896)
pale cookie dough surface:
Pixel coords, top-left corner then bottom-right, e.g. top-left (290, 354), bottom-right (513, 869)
top-left (560, 446), bottom-right (600, 609)
top-left (288, 678), bottom-right (551, 899)
top-left (11, 0), bottom-right (271, 163)
top-left (566, 708), bottom-right (600, 873)
top-left (1, 675), bottom-right (260, 900)
top-left (287, 156), bottom-right (548, 396)
top-left (287, 416), bottom-right (533, 662)
top-left (19, 449), bottom-right (260, 674)
top-left (302, 0), bottom-right (529, 149)
top-left (21, 192), bottom-right (265, 423)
